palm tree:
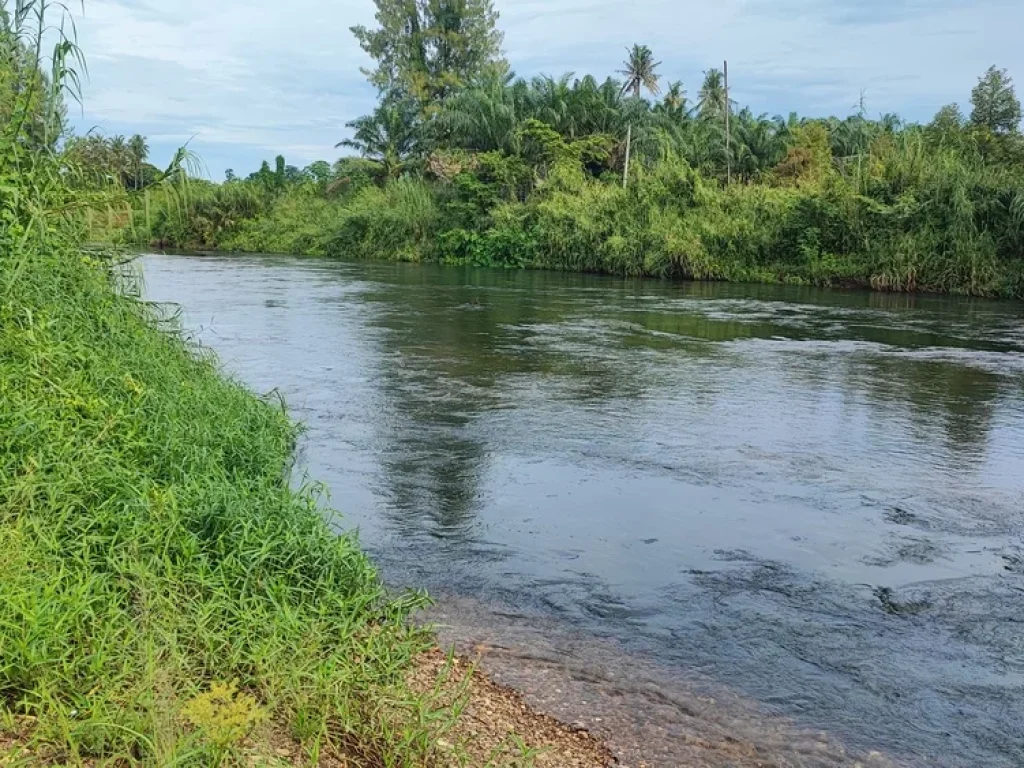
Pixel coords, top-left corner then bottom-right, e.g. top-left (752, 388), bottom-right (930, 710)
top-left (698, 69), bottom-right (740, 179)
top-left (660, 81), bottom-right (688, 119)
top-left (698, 69), bottom-right (728, 120)
top-left (337, 101), bottom-right (420, 182)
top-left (619, 45), bottom-right (661, 100)
top-left (438, 73), bottom-right (629, 157)
top-left (108, 135), bottom-right (129, 185)
top-left (437, 71), bottom-right (523, 153)
top-left (618, 44), bottom-right (661, 187)
top-left (128, 134), bottom-right (149, 190)
top-left (526, 74), bottom-right (575, 136)
top-left (732, 110), bottom-right (786, 182)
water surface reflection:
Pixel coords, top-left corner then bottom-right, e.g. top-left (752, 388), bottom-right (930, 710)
top-left (143, 254), bottom-right (1024, 767)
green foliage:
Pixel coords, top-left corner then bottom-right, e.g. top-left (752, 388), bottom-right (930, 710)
top-left (0, 8), bottom-right (69, 151)
top-left (352, 0), bottom-right (505, 114)
top-left (338, 98), bottom-right (421, 180)
top-left (970, 66), bottom-right (1022, 135)
top-left (102, 37), bottom-right (1024, 298)
top-left (619, 45), bottom-right (661, 100)
top-left (132, 107), bottom-right (1024, 297)
top-left (182, 681), bottom-right (268, 761)
top-left (1, 230), bottom-right (461, 765)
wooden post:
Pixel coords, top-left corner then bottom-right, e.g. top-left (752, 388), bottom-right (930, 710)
top-left (623, 123), bottom-right (632, 189)
top-left (724, 60), bottom-right (731, 185)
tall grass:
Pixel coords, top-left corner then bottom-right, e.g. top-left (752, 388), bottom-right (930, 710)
top-left (1, 3), bottom-right (470, 765)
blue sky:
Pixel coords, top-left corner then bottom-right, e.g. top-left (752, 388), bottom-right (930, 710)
top-left (70, 0), bottom-right (1023, 179)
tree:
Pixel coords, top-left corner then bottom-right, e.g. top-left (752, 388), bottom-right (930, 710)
top-left (619, 44), bottom-right (661, 100)
top-left (731, 109), bottom-right (786, 182)
top-left (772, 122), bottom-right (832, 186)
top-left (932, 103), bottom-right (964, 130)
top-left (970, 66), bottom-right (1021, 135)
top-left (695, 68), bottom-right (736, 179)
top-left (128, 134), bottom-right (148, 189)
top-left (618, 44), bottom-right (660, 188)
top-left (274, 154), bottom-right (286, 188)
top-left (305, 160), bottom-right (332, 186)
top-left (829, 115), bottom-right (877, 159)
top-left (437, 70), bottom-right (525, 153)
top-left (658, 81), bottom-right (688, 120)
top-left (927, 103), bottom-right (966, 147)
top-left (352, 0), bottom-right (505, 114)
top-left (108, 135), bottom-right (130, 185)
top-left (338, 100), bottom-right (421, 181)
top-left (698, 69), bottom-right (727, 119)
top-left (248, 160), bottom-right (275, 189)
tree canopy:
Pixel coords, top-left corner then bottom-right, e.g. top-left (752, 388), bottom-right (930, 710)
top-left (971, 66), bottom-right (1022, 134)
top-left (619, 45), bottom-right (661, 99)
top-left (352, 0), bottom-right (505, 114)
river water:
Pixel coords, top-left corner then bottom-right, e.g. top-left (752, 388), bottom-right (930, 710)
top-left (142, 253), bottom-right (1024, 767)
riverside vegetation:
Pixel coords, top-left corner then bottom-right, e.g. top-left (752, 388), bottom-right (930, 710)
top-left (0, 2), bottom-right (600, 766)
top-left (89, 1), bottom-right (1024, 297)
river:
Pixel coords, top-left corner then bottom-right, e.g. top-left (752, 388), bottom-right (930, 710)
top-left (142, 253), bottom-right (1024, 767)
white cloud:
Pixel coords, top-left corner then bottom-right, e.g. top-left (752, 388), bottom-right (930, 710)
top-left (68, 0), bottom-right (1024, 178)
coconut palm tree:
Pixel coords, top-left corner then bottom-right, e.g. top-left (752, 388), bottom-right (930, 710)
top-left (619, 45), bottom-right (661, 100)
top-left (105, 135), bottom-right (137, 187)
top-left (698, 69), bottom-right (728, 120)
top-left (618, 44), bottom-right (661, 187)
top-left (128, 134), bottom-right (149, 189)
top-left (659, 81), bottom-right (689, 119)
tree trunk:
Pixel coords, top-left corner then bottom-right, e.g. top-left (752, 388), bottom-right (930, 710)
top-left (724, 60), bottom-right (731, 185)
top-left (623, 123), bottom-right (632, 189)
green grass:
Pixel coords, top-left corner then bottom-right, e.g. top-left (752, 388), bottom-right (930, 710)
top-left (0, 238), bottom-right (478, 765)
top-left (0, 3), bottom-right (548, 764)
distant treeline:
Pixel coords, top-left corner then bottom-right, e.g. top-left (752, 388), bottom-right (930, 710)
top-left (94, 1), bottom-right (1024, 297)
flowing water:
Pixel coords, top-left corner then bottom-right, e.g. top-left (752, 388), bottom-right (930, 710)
top-left (142, 253), bottom-right (1024, 767)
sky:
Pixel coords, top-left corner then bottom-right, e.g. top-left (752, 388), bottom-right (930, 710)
top-left (68, 0), bottom-right (1024, 179)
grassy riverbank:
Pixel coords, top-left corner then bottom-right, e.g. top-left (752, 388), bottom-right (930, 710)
top-left (0, 4), bottom-right (613, 766)
top-left (1, 248), bottom-right (613, 768)
top-left (1, 234), bottom-right (449, 765)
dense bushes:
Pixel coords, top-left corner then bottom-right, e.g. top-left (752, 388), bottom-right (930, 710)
top-left (124, 112), bottom-right (1024, 298)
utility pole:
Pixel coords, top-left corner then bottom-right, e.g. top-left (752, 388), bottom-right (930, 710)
top-left (724, 60), bottom-right (731, 185)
